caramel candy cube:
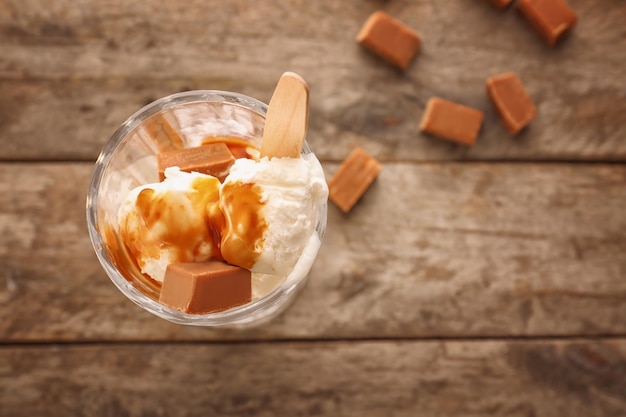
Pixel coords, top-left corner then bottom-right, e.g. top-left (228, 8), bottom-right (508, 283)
top-left (487, 72), bottom-right (537, 135)
top-left (489, 0), bottom-right (512, 9)
top-left (159, 261), bottom-right (252, 314)
top-left (328, 147), bottom-right (382, 213)
top-left (144, 113), bottom-right (184, 151)
top-left (517, 0), bottom-right (577, 46)
top-left (419, 97), bottom-right (485, 146)
top-left (356, 11), bottom-right (422, 70)
top-left (158, 143), bottom-right (236, 182)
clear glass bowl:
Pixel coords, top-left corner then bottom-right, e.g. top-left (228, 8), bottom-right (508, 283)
top-left (86, 90), bottom-right (327, 327)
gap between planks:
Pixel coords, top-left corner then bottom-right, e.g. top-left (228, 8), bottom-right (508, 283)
top-left (1, 334), bottom-right (626, 349)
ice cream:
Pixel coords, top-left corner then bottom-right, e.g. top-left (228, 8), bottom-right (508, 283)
top-left (117, 151), bottom-right (328, 289)
top-left (118, 167), bottom-right (224, 282)
top-left (220, 153), bottom-right (328, 276)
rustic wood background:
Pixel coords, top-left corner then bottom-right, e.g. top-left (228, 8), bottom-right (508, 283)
top-left (1, 0), bottom-right (625, 416)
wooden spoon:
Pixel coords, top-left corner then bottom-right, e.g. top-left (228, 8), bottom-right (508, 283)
top-left (260, 71), bottom-right (309, 158)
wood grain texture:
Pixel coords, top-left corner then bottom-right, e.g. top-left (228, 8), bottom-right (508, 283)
top-left (1, 339), bottom-right (625, 417)
top-left (2, 1), bottom-right (624, 414)
top-left (1, 162), bottom-right (624, 341)
top-left (0, 0), bottom-right (624, 161)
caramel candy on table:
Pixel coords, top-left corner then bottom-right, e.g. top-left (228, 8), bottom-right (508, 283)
top-left (356, 11), bottom-right (422, 70)
top-left (489, 0), bottom-right (513, 9)
top-left (487, 72), bottom-right (537, 135)
top-left (159, 261), bottom-right (252, 314)
top-left (517, 0), bottom-right (577, 46)
top-left (158, 143), bottom-right (236, 182)
top-left (419, 97), bottom-right (485, 146)
top-left (328, 147), bottom-right (382, 213)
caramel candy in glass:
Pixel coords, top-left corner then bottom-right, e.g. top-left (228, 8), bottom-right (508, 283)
top-left (517, 0), bottom-right (577, 46)
top-left (356, 11), bottom-right (422, 70)
top-left (144, 113), bottom-right (184, 151)
top-left (159, 261), bottom-right (252, 314)
top-left (487, 72), bottom-right (537, 135)
top-left (157, 143), bottom-right (236, 182)
top-left (328, 147), bottom-right (382, 213)
top-left (420, 98), bottom-right (485, 146)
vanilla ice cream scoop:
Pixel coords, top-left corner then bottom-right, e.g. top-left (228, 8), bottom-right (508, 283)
top-left (118, 167), bottom-right (224, 282)
top-left (220, 154), bottom-right (328, 276)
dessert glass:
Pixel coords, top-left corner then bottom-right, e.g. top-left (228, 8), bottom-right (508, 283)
top-left (86, 90), bottom-right (327, 326)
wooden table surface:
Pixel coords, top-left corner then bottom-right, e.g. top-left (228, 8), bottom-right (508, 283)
top-left (1, 1), bottom-right (625, 416)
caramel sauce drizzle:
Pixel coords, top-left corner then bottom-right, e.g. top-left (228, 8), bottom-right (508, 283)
top-left (125, 175), bottom-right (224, 269)
top-left (219, 182), bottom-right (267, 270)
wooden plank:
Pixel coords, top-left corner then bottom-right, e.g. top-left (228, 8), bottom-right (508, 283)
top-left (1, 162), bottom-right (625, 341)
top-left (1, 339), bottom-right (625, 416)
top-left (0, 1), bottom-right (625, 161)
